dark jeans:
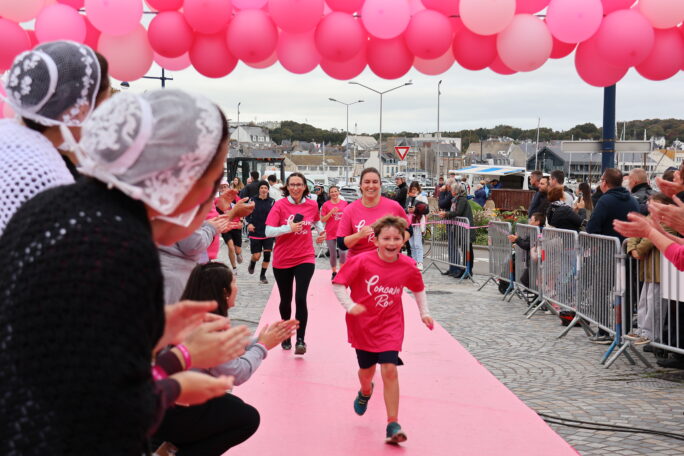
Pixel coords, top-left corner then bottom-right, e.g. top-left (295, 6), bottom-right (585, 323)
top-left (152, 394), bottom-right (260, 456)
top-left (273, 262), bottom-right (315, 340)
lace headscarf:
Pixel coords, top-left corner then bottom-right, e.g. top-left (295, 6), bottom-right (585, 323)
top-left (77, 89), bottom-right (223, 216)
top-left (1, 40), bottom-right (101, 127)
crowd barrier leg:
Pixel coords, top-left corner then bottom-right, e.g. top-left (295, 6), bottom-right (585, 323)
top-left (458, 247), bottom-right (477, 284)
top-left (557, 314), bottom-right (595, 339)
top-left (602, 294), bottom-right (653, 369)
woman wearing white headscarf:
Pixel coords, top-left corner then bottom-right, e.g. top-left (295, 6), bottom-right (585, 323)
top-left (0, 40), bottom-right (105, 235)
top-left (0, 89), bottom-right (244, 455)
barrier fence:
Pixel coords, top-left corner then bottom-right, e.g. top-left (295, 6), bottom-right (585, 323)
top-left (509, 224), bottom-right (542, 307)
top-left (423, 215), bottom-right (475, 282)
top-left (477, 221), bottom-right (513, 295)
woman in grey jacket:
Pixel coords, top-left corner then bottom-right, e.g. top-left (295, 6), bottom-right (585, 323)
top-left (438, 183), bottom-right (475, 278)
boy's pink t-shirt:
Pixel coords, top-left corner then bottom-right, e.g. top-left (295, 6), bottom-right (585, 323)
top-left (265, 197), bottom-right (320, 269)
top-left (205, 204), bottom-right (220, 260)
top-left (333, 250), bottom-right (425, 352)
top-left (336, 197), bottom-right (408, 259)
top-left (320, 199), bottom-right (348, 240)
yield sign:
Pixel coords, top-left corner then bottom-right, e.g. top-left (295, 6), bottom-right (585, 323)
top-left (394, 146), bottom-right (410, 160)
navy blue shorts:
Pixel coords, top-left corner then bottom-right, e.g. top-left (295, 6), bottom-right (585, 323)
top-left (355, 349), bottom-right (404, 369)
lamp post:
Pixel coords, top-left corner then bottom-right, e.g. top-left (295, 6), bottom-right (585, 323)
top-left (237, 102), bottom-right (241, 154)
top-left (120, 69), bottom-right (173, 90)
top-left (329, 98), bottom-right (364, 184)
top-left (349, 80), bottom-right (413, 178)
top-left (437, 80), bottom-right (442, 178)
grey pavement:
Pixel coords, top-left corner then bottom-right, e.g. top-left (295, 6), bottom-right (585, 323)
top-left (223, 243), bottom-right (684, 456)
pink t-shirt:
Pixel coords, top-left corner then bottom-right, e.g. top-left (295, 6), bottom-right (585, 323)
top-left (265, 197), bottom-right (321, 269)
top-left (336, 197), bottom-right (409, 259)
top-left (333, 250), bottom-right (424, 352)
top-left (321, 199), bottom-right (348, 240)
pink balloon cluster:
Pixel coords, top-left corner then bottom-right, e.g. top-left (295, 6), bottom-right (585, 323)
top-left (0, 0), bottom-right (682, 86)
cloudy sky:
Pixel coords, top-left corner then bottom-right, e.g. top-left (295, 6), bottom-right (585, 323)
top-left (123, 55), bottom-right (684, 136)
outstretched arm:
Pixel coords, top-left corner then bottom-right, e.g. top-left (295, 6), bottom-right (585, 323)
top-left (413, 289), bottom-right (434, 330)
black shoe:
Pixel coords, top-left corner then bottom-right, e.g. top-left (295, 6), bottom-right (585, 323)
top-left (248, 262), bottom-right (255, 275)
top-left (260, 277), bottom-right (268, 284)
top-left (281, 339), bottom-right (292, 350)
top-left (656, 357), bottom-right (684, 369)
top-left (441, 270), bottom-right (453, 276)
top-left (295, 338), bottom-right (306, 355)
top-left (331, 271), bottom-right (337, 281)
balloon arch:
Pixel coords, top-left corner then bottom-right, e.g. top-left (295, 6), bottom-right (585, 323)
top-left (0, 0), bottom-right (683, 92)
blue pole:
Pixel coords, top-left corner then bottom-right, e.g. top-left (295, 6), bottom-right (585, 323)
top-left (601, 85), bottom-right (616, 171)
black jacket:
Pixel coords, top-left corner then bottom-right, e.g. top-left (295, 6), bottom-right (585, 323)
top-left (631, 182), bottom-right (655, 215)
top-left (546, 202), bottom-right (585, 232)
top-left (586, 186), bottom-right (639, 241)
top-left (444, 196), bottom-right (476, 242)
top-left (393, 182), bottom-right (408, 208)
top-left (245, 196), bottom-right (275, 238)
top-left (240, 181), bottom-right (260, 199)
top-left (438, 189), bottom-right (452, 210)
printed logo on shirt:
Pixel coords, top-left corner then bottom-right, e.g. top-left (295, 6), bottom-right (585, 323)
top-left (365, 274), bottom-right (401, 308)
top-left (286, 214), bottom-right (311, 235)
top-left (355, 219), bottom-right (375, 242)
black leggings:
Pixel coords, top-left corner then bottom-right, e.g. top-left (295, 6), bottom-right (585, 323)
top-left (152, 394), bottom-right (260, 456)
top-left (272, 262), bottom-right (315, 340)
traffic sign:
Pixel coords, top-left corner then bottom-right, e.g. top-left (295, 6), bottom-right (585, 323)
top-left (394, 146), bottom-right (410, 160)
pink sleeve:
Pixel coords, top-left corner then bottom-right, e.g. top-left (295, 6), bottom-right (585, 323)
top-left (664, 243), bottom-right (684, 271)
top-left (405, 259), bottom-right (426, 292)
top-left (321, 202), bottom-right (330, 217)
top-left (336, 207), bottom-right (353, 238)
top-left (332, 254), bottom-right (359, 286)
top-left (265, 201), bottom-right (281, 227)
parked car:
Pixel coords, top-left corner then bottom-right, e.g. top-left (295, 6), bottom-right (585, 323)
top-left (339, 186), bottom-right (361, 203)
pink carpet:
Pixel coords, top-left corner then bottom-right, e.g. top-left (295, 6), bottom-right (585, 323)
top-left (230, 270), bottom-right (578, 456)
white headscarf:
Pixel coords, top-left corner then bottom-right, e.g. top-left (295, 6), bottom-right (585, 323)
top-left (77, 89), bottom-right (223, 217)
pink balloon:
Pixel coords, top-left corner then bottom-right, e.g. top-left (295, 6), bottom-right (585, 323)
top-left (184, 0), bottom-right (233, 34)
top-left (367, 36), bottom-right (413, 79)
top-left (404, 9), bottom-right (452, 60)
top-left (190, 32), bottom-right (238, 77)
top-left (277, 30), bottom-right (320, 74)
top-left (635, 28), bottom-right (684, 81)
top-left (422, 0), bottom-right (459, 16)
top-left (414, 47), bottom-right (455, 75)
top-left (489, 56), bottom-right (516, 75)
top-left (3, 102), bottom-right (15, 119)
top-left (147, 0), bottom-right (184, 10)
top-left (546, 0), bottom-right (603, 44)
top-left (595, 9), bottom-right (655, 67)
top-left (98, 25), bottom-right (153, 81)
top-left (460, 0), bottom-right (515, 36)
top-left (269, 0), bottom-right (323, 33)
top-left (83, 16), bottom-right (101, 50)
top-left (575, 35), bottom-right (628, 87)
top-left (26, 30), bottom-right (39, 48)
top-left (57, 0), bottom-right (85, 9)
top-left (315, 12), bottom-right (365, 62)
top-left (0, 0), bottom-right (45, 22)
top-left (86, 0), bottom-right (142, 36)
top-left (154, 52), bottom-right (192, 71)
top-left (361, 0), bottom-right (410, 40)
top-left (245, 49), bottom-right (278, 68)
top-left (549, 34), bottom-right (576, 59)
top-left (497, 14), bottom-right (551, 72)
top-left (452, 28), bottom-right (497, 70)
top-left (36, 4), bottom-right (87, 44)
top-left (148, 11), bottom-right (194, 58)
top-left (408, 0), bottom-right (425, 14)
top-left (324, 0), bottom-right (363, 14)
top-left (320, 46), bottom-right (366, 80)
top-left (0, 18), bottom-right (31, 72)
top-left (226, 9), bottom-right (277, 63)
top-left (601, 0), bottom-right (633, 15)
top-left (639, 0), bottom-right (684, 30)
top-left (234, 0), bottom-right (268, 8)
top-left (516, 0), bottom-right (549, 14)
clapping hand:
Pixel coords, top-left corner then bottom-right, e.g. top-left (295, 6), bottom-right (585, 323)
top-left (154, 300), bottom-right (217, 353)
top-left (613, 212), bottom-right (656, 239)
top-left (649, 196), bottom-right (684, 235)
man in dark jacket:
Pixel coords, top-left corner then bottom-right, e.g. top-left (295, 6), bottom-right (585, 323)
top-left (528, 176), bottom-right (549, 217)
top-left (240, 170), bottom-right (261, 199)
top-left (438, 178), bottom-right (454, 210)
top-left (393, 173), bottom-right (408, 208)
top-left (627, 168), bottom-right (655, 215)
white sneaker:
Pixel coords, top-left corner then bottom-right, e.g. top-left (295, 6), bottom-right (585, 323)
top-left (417, 262), bottom-right (423, 271)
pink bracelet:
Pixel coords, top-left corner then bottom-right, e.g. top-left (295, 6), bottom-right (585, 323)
top-left (176, 344), bottom-right (192, 369)
top-left (152, 365), bottom-right (168, 381)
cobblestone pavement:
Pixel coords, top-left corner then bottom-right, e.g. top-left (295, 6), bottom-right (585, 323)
top-left (224, 245), bottom-right (684, 456)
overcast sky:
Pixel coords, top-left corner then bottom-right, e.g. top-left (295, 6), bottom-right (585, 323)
top-left (122, 55), bottom-right (684, 136)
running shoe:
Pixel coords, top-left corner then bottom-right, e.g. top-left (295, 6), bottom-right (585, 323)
top-left (385, 422), bottom-right (407, 444)
top-left (236, 253), bottom-right (243, 264)
top-left (248, 262), bottom-right (255, 274)
top-left (353, 382), bottom-right (374, 416)
top-left (260, 277), bottom-right (268, 284)
top-left (281, 339), bottom-right (292, 350)
top-left (294, 338), bottom-right (306, 355)
top-left (331, 271), bottom-right (337, 281)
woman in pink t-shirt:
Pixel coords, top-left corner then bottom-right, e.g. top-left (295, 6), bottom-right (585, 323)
top-left (320, 185), bottom-right (349, 280)
top-left (332, 216), bottom-right (433, 445)
top-left (265, 172), bottom-right (326, 355)
top-left (337, 168), bottom-right (409, 260)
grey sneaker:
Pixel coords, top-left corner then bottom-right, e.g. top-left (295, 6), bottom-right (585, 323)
top-left (385, 422), bottom-right (407, 444)
top-left (590, 334), bottom-right (612, 344)
top-left (294, 338), bottom-right (306, 355)
top-left (236, 253), bottom-right (243, 264)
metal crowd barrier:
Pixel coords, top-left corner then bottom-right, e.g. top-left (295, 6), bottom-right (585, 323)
top-left (506, 224), bottom-right (542, 307)
top-left (423, 215), bottom-right (475, 282)
top-left (477, 221), bottom-right (512, 295)
top-left (655, 256), bottom-right (684, 356)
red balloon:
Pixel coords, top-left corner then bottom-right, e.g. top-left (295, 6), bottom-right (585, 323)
top-left (516, 0), bottom-right (549, 14)
top-left (147, 0), bottom-right (184, 10)
top-left (57, 0), bottom-right (85, 9)
top-left (269, 0), bottom-right (324, 33)
top-left (325, 0), bottom-right (363, 13)
top-left (601, 0), bottom-right (633, 14)
top-left (226, 9), bottom-right (278, 63)
top-left (575, 36), bottom-right (628, 87)
top-left (245, 49), bottom-right (278, 68)
top-left (636, 28), bottom-right (684, 81)
top-left (489, 55), bottom-right (516, 75)
top-left (190, 32), bottom-right (238, 77)
top-left (26, 30), bottom-right (38, 48)
top-left (549, 34), bottom-right (576, 59)
top-left (184, 0), bottom-right (233, 34)
top-left (0, 18), bottom-right (31, 72)
top-left (422, 0), bottom-right (459, 16)
top-left (452, 28), bottom-right (497, 70)
top-left (277, 30), bottom-right (321, 74)
top-left (320, 46), bottom-right (366, 80)
top-left (315, 12), bottom-right (365, 62)
top-left (595, 9), bottom-right (655, 67)
top-left (148, 11), bottom-right (194, 58)
top-left (404, 9), bottom-right (452, 60)
top-left (367, 37), bottom-right (413, 79)
top-left (83, 16), bottom-right (101, 50)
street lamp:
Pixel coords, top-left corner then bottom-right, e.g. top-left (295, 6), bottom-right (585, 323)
top-left (349, 80), bottom-right (413, 178)
top-left (237, 102), bottom-right (241, 154)
top-left (120, 68), bottom-right (173, 90)
top-left (329, 97), bottom-right (364, 184)
top-left (437, 80), bottom-right (442, 177)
